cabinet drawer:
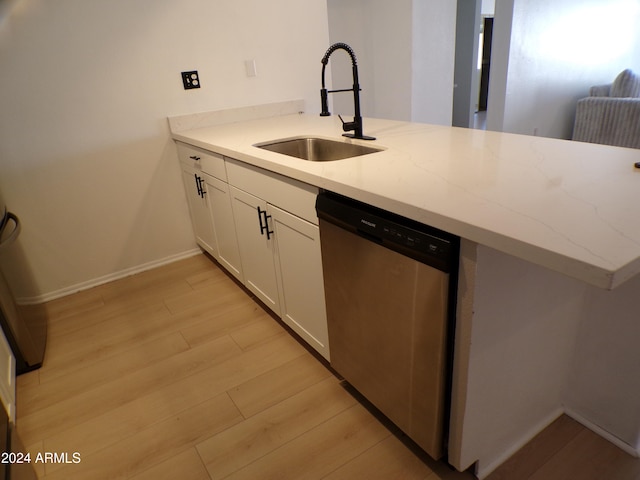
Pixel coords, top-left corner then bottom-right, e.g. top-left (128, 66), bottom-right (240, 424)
top-left (225, 158), bottom-right (318, 224)
top-left (176, 142), bottom-right (227, 182)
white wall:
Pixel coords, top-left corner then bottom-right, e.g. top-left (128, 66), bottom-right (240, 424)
top-left (326, 0), bottom-right (410, 120)
top-left (488, 0), bottom-right (640, 139)
top-left (485, 0), bottom-right (513, 134)
top-left (452, 0), bottom-right (481, 127)
top-left (450, 243), bottom-right (586, 477)
top-left (411, 0), bottom-right (457, 125)
top-left (481, 0), bottom-right (495, 16)
top-left (326, 0), bottom-right (455, 125)
top-left (0, 0), bottom-right (329, 300)
top-left (565, 273), bottom-right (640, 453)
top-left (327, 0), bottom-right (640, 139)
top-left (451, 242), bottom-right (640, 477)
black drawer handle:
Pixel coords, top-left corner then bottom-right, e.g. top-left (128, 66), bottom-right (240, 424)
top-left (190, 155), bottom-right (201, 161)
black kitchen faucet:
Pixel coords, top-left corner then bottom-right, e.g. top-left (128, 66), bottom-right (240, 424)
top-left (320, 43), bottom-right (375, 140)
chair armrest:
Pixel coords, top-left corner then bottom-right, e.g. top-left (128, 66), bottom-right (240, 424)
top-left (572, 97), bottom-right (640, 148)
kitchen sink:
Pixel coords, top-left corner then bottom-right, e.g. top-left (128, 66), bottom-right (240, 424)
top-left (254, 137), bottom-right (383, 161)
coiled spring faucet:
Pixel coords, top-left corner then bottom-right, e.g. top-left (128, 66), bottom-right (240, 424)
top-left (320, 43), bottom-right (375, 140)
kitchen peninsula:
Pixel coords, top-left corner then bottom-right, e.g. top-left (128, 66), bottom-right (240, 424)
top-left (169, 101), bottom-right (640, 478)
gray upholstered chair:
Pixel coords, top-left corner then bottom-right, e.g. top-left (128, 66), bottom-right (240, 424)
top-left (572, 69), bottom-right (640, 149)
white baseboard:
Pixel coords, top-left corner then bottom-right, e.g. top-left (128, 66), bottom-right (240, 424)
top-left (474, 407), bottom-right (639, 479)
top-left (16, 248), bottom-right (202, 304)
top-left (475, 407), bottom-right (565, 479)
top-left (564, 407), bottom-right (640, 458)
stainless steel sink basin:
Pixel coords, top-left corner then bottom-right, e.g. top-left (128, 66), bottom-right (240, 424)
top-left (254, 137), bottom-right (383, 161)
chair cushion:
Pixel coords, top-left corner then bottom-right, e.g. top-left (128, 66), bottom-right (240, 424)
top-left (610, 69), bottom-right (640, 98)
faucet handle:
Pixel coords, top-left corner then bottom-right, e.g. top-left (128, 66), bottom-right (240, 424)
top-left (338, 114), bottom-right (357, 133)
top-left (339, 114), bottom-right (376, 140)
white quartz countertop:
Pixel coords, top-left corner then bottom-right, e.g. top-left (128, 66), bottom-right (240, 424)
top-left (171, 111), bottom-right (640, 289)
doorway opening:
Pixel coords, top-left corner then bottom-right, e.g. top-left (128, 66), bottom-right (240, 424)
top-left (474, 16), bottom-right (493, 130)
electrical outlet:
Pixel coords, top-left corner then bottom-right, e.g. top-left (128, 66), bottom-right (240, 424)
top-left (181, 71), bottom-right (200, 90)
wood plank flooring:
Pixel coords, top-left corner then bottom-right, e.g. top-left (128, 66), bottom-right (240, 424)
top-left (485, 415), bottom-right (640, 480)
top-left (15, 254), bottom-right (640, 479)
top-left (15, 254), bottom-right (468, 480)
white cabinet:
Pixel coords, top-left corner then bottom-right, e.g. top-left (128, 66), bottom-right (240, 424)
top-left (181, 165), bottom-right (217, 256)
top-left (205, 175), bottom-right (243, 281)
top-left (177, 142), bottom-right (243, 282)
top-left (227, 159), bottom-right (329, 360)
top-left (270, 205), bottom-right (328, 359)
top-left (230, 186), bottom-right (281, 314)
top-left (176, 143), bottom-right (329, 360)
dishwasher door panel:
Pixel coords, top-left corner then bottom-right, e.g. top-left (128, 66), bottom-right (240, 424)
top-left (320, 219), bottom-right (449, 459)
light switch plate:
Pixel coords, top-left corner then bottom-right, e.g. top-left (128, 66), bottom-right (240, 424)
top-left (245, 60), bottom-right (257, 77)
top-left (181, 71), bottom-right (200, 89)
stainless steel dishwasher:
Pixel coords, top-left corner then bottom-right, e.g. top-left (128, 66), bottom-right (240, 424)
top-left (316, 191), bottom-right (459, 460)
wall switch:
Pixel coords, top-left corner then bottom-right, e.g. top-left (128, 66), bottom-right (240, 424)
top-left (245, 60), bottom-right (257, 77)
top-left (181, 71), bottom-right (200, 89)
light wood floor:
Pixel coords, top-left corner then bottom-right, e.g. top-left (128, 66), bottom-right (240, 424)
top-left (15, 254), bottom-right (640, 479)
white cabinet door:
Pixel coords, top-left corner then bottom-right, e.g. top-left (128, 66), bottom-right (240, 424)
top-left (181, 165), bottom-right (217, 256)
top-left (271, 205), bottom-right (329, 360)
top-left (230, 186), bottom-right (280, 315)
top-left (180, 149), bottom-right (329, 359)
top-left (202, 173), bottom-right (243, 282)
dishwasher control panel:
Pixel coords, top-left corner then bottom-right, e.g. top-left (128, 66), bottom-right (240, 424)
top-left (381, 224), bottom-right (443, 250)
top-left (316, 191), bottom-right (458, 272)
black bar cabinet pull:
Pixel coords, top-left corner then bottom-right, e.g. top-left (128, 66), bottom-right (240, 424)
top-left (194, 173), bottom-right (202, 197)
top-left (190, 155), bottom-right (201, 161)
top-left (257, 207), bottom-right (274, 239)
